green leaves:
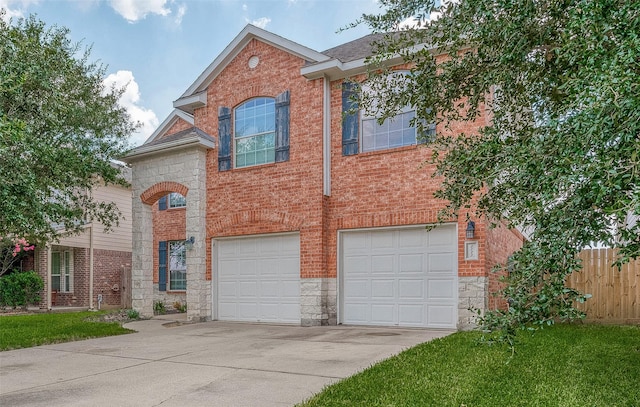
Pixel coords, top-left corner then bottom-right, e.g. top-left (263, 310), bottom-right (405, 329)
top-left (0, 15), bottom-right (135, 245)
top-left (359, 0), bottom-right (640, 339)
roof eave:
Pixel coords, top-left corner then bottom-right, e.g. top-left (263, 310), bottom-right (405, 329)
top-left (122, 136), bottom-right (215, 162)
top-left (173, 92), bottom-right (208, 115)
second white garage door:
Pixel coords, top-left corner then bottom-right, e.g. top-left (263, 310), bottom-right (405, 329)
top-left (341, 225), bottom-right (458, 328)
top-left (216, 233), bottom-right (300, 323)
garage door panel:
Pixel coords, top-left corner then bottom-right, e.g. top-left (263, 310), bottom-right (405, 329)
top-left (427, 227), bottom-right (456, 246)
top-left (371, 279), bottom-right (395, 298)
top-left (370, 304), bottom-right (395, 324)
top-left (428, 279), bottom-right (456, 299)
top-left (280, 280), bottom-right (300, 298)
top-left (371, 255), bottom-right (394, 273)
top-left (398, 304), bottom-right (426, 325)
top-left (217, 234), bottom-right (300, 323)
top-left (344, 255), bottom-right (369, 273)
top-left (371, 231), bottom-right (395, 249)
top-left (399, 254), bottom-right (423, 273)
top-left (398, 279), bottom-right (425, 299)
top-left (238, 281), bottom-right (258, 297)
top-left (344, 303), bottom-right (368, 323)
top-left (398, 228), bottom-right (425, 247)
top-left (427, 305), bottom-right (456, 327)
top-left (342, 226), bottom-right (457, 328)
top-left (344, 279), bottom-right (369, 298)
top-left (429, 253), bottom-right (455, 273)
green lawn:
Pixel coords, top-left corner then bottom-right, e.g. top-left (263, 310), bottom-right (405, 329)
top-left (0, 311), bottom-right (134, 351)
top-left (298, 324), bottom-right (640, 407)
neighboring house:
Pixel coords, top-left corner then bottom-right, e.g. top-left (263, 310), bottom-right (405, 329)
top-left (30, 167), bottom-right (133, 310)
top-left (124, 25), bottom-right (524, 329)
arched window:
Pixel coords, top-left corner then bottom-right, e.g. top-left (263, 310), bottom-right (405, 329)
top-left (234, 97), bottom-right (276, 168)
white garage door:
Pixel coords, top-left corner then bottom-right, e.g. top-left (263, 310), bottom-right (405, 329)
top-left (216, 233), bottom-right (300, 323)
top-left (341, 226), bottom-right (457, 328)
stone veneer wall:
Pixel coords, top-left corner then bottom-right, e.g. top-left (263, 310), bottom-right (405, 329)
top-left (457, 276), bottom-right (488, 330)
top-left (300, 278), bottom-right (337, 326)
top-left (130, 147), bottom-right (209, 321)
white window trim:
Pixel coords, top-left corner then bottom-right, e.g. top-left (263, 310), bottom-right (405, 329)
top-left (51, 250), bottom-right (73, 293)
top-left (168, 241), bottom-right (186, 291)
top-left (233, 97), bottom-right (276, 169)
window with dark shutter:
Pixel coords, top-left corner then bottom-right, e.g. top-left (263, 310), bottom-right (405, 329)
top-left (275, 90), bottom-right (290, 163)
top-left (342, 81), bottom-right (359, 156)
top-left (218, 106), bottom-right (232, 171)
top-left (158, 241), bottom-right (167, 292)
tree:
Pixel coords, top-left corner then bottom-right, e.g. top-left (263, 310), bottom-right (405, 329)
top-left (357, 0), bottom-right (640, 339)
top-left (0, 12), bottom-right (136, 246)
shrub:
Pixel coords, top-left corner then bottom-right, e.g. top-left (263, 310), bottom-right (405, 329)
top-left (126, 309), bottom-right (140, 319)
top-left (0, 270), bottom-right (44, 309)
top-left (153, 300), bottom-right (166, 315)
top-left (173, 301), bottom-right (187, 313)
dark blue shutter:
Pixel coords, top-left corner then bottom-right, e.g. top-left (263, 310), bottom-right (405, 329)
top-left (218, 106), bottom-right (232, 171)
top-left (158, 241), bottom-right (167, 292)
top-left (275, 90), bottom-right (290, 163)
top-left (342, 82), bottom-right (359, 156)
top-left (158, 195), bottom-right (167, 211)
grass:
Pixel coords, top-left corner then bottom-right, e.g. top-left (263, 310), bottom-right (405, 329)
top-left (298, 324), bottom-right (640, 407)
top-left (0, 311), bottom-right (134, 351)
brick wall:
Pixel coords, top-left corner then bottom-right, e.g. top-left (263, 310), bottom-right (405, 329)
top-left (94, 249), bottom-right (132, 308)
top-left (485, 222), bottom-right (525, 309)
top-left (35, 247), bottom-right (131, 308)
top-left (194, 38), bottom-right (326, 280)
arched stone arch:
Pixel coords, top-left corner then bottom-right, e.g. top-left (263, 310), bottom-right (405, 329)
top-left (140, 181), bottom-right (189, 205)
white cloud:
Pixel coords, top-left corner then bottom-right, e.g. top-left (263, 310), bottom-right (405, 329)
top-left (103, 70), bottom-right (159, 146)
top-left (248, 16), bottom-right (270, 29)
top-left (242, 4), bottom-right (247, 11)
top-left (109, 0), bottom-right (170, 22)
top-left (174, 3), bottom-right (186, 25)
top-left (0, 0), bottom-right (38, 21)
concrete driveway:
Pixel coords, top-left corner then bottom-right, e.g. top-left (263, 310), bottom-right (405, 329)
top-left (0, 316), bottom-right (453, 407)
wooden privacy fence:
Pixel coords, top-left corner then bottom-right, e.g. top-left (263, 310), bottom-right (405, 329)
top-left (568, 248), bottom-right (640, 323)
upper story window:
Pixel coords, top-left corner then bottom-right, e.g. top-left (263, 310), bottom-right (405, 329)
top-left (361, 108), bottom-right (418, 152)
top-left (217, 91), bottom-right (290, 172)
top-left (342, 72), bottom-right (435, 156)
top-left (234, 97), bottom-right (276, 168)
top-left (168, 192), bottom-right (186, 208)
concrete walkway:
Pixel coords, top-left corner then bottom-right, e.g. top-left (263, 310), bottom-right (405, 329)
top-left (0, 316), bottom-right (453, 407)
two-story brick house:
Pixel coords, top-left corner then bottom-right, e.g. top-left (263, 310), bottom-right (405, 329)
top-left (124, 25), bottom-right (523, 329)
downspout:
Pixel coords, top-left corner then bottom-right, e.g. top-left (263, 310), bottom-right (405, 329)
top-left (323, 74), bottom-right (331, 196)
top-left (88, 225), bottom-right (94, 310)
top-left (46, 246), bottom-right (52, 310)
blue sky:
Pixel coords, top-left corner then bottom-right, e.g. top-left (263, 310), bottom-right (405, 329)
top-left (1, 0), bottom-right (386, 146)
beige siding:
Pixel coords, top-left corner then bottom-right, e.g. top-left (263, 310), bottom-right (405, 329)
top-left (57, 183), bottom-right (132, 253)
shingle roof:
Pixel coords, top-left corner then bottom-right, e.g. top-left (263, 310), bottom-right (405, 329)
top-left (321, 33), bottom-right (389, 63)
top-left (145, 126), bottom-right (215, 147)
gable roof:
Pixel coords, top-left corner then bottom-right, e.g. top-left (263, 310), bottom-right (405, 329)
top-left (144, 109), bottom-right (195, 145)
top-left (123, 126), bottom-right (215, 162)
top-left (173, 24), bottom-right (331, 114)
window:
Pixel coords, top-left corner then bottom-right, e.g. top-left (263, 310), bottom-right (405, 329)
top-left (168, 241), bottom-right (186, 291)
top-left (234, 97), bottom-right (276, 168)
top-left (344, 71), bottom-right (435, 154)
top-left (361, 109), bottom-right (419, 152)
top-left (51, 250), bottom-right (73, 292)
top-left (168, 192), bottom-right (186, 208)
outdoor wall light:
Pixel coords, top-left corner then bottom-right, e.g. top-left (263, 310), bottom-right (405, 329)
top-left (186, 236), bottom-right (195, 250)
top-left (465, 221), bottom-right (476, 239)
